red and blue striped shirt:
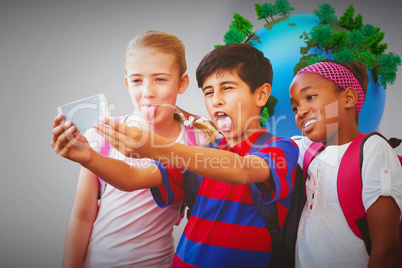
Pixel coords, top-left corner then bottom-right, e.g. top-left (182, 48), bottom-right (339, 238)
top-left (151, 129), bottom-right (299, 267)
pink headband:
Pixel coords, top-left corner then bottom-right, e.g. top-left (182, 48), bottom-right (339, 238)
top-left (295, 62), bottom-right (365, 114)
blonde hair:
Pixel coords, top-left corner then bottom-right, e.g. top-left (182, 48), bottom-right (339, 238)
top-left (174, 107), bottom-right (219, 144)
top-left (124, 30), bottom-right (218, 143)
top-left (124, 30), bottom-right (187, 76)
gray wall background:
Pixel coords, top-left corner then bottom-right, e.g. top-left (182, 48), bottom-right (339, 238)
top-left (1, 0), bottom-right (401, 267)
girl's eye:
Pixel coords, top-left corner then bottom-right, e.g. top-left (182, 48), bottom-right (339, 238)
top-left (307, 95), bottom-right (316, 101)
top-left (131, 79), bottom-right (141, 84)
top-left (156, 77), bottom-right (167, 82)
top-left (223, 86), bottom-right (233, 91)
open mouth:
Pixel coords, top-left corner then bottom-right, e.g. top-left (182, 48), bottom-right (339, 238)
top-left (141, 105), bottom-right (158, 121)
top-left (215, 112), bottom-right (233, 132)
top-left (216, 112), bottom-right (228, 119)
top-left (303, 118), bottom-right (316, 133)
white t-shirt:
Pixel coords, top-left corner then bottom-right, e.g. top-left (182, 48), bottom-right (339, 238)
top-left (83, 115), bottom-right (210, 268)
top-left (292, 135), bottom-right (402, 268)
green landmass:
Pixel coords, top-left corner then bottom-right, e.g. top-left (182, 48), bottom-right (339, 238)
top-left (244, 34), bottom-right (262, 45)
top-left (294, 55), bottom-right (319, 74)
top-left (264, 16), bottom-right (289, 30)
top-left (216, 1), bottom-right (400, 90)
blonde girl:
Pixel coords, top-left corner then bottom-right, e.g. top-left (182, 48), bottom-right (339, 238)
top-left (53, 30), bottom-right (217, 268)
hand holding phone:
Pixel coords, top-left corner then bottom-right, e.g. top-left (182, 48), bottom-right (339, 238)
top-left (57, 94), bottom-right (111, 133)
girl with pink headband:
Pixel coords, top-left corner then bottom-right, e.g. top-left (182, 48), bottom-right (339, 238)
top-left (290, 60), bottom-right (402, 267)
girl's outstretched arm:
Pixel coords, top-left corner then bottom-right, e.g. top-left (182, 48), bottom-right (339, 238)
top-left (52, 115), bottom-right (163, 191)
top-left (82, 151), bottom-right (163, 191)
top-left (95, 118), bottom-right (274, 186)
top-left (367, 196), bottom-right (400, 267)
top-left (62, 167), bottom-right (99, 268)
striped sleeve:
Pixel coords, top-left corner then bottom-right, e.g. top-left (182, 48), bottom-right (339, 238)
top-left (150, 161), bottom-right (185, 208)
top-left (250, 137), bottom-right (299, 205)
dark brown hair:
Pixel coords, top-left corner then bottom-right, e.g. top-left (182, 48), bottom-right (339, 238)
top-left (196, 43), bottom-right (273, 93)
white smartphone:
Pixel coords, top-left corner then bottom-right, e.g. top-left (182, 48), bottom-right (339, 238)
top-left (57, 93), bottom-right (111, 133)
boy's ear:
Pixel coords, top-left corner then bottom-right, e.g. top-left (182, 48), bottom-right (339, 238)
top-left (255, 83), bottom-right (271, 108)
top-left (344, 87), bottom-right (358, 109)
top-left (178, 73), bottom-right (189, 95)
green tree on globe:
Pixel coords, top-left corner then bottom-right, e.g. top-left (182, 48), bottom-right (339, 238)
top-left (214, 1), bottom-right (401, 137)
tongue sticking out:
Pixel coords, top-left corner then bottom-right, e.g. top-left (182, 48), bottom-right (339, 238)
top-left (141, 106), bottom-right (157, 121)
top-left (217, 116), bottom-right (233, 132)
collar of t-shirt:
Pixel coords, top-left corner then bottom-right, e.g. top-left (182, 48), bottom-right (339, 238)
top-left (220, 128), bottom-right (267, 156)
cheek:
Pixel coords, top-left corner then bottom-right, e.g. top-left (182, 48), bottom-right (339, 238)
top-left (204, 98), bottom-right (214, 117)
top-left (295, 116), bottom-right (302, 129)
top-left (128, 89), bottom-right (142, 105)
top-left (159, 91), bottom-right (178, 106)
top-left (322, 100), bottom-right (340, 120)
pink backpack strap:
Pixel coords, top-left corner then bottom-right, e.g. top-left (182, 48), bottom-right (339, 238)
top-left (184, 124), bottom-right (197, 146)
top-left (97, 116), bottom-right (124, 198)
top-left (338, 132), bottom-right (402, 256)
top-left (303, 142), bottom-right (325, 179)
top-left (337, 133), bottom-right (368, 240)
top-left (336, 132), bottom-right (402, 258)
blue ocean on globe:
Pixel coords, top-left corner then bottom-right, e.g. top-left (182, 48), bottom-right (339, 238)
top-left (248, 13), bottom-right (386, 138)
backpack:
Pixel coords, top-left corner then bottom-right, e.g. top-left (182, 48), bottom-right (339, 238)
top-left (303, 131), bottom-right (402, 264)
top-left (183, 132), bottom-right (304, 268)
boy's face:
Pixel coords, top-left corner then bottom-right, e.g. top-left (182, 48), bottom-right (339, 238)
top-left (202, 70), bottom-right (263, 145)
top-left (125, 48), bottom-right (187, 125)
top-left (289, 73), bottom-right (344, 144)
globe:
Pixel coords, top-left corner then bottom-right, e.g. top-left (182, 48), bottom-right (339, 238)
top-left (248, 13), bottom-right (386, 138)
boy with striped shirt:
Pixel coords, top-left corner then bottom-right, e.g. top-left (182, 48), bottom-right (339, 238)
top-left (60, 43), bottom-right (299, 267)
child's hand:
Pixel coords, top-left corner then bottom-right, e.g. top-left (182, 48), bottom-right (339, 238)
top-left (51, 114), bottom-right (93, 164)
top-left (94, 117), bottom-right (150, 158)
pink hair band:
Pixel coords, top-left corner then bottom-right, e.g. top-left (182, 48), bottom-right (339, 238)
top-left (295, 62), bottom-right (365, 114)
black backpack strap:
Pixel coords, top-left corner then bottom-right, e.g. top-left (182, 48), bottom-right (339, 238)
top-left (248, 132), bottom-right (296, 267)
top-left (250, 185), bottom-right (292, 263)
top-left (249, 167), bottom-right (304, 268)
top-left (282, 164), bottom-right (305, 253)
top-left (247, 131), bottom-right (281, 234)
top-left (356, 217), bottom-right (372, 255)
top-left (389, 137), bottom-right (402, 149)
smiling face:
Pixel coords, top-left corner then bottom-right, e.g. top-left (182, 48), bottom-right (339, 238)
top-left (289, 73), bottom-right (345, 145)
top-left (125, 47), bottom-right (188, 126)
top-left (202, 70), bottom-right (265, 146)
